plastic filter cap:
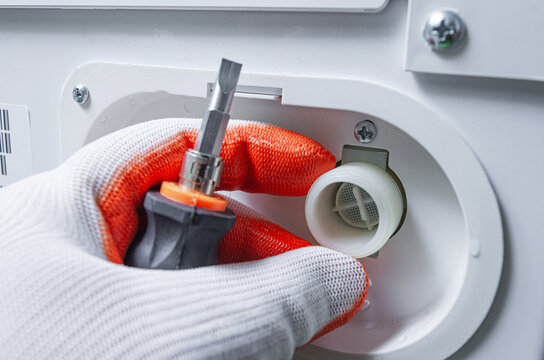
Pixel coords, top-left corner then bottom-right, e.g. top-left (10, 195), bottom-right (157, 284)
top-left (305, 162), bottom-right (404, 258)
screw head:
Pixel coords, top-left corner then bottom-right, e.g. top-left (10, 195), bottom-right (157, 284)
top-left (72, 84), bottom-right (90, 104)
top-left (354, 120), bottom-right (376, 143)
top-left (423, 10), bottom-right (466, 51)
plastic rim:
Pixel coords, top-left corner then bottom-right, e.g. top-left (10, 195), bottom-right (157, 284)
top-left (60, 63), bottom-right (503, 359)
top-left (160, 181), bottom-right (228, 212)
top-left (305, 162), bottom-right (404, 258)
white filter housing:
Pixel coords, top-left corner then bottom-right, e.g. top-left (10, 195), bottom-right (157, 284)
top-left (306, 162), bottom-right (404, 258)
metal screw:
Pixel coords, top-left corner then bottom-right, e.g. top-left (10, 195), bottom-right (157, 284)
top-left (72, 84), bottom-right (90, 104)
top-left (423, 10), bottom-right (466, 51)
top-left (354, 120), bottom-right (376, 143)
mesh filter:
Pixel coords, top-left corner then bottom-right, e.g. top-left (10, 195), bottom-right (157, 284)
top-left (333, 182), bottom-right (379, 230)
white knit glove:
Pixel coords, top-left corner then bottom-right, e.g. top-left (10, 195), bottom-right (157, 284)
top-left (0, 119), bottom-right (368, 360)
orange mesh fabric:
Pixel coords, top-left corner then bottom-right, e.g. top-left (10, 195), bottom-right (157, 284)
top-left (97, 123), bottom-right (335, 263)
top-left (218, 214), bottom-right (312, 264)
top-left (220, 124), bottom-right (334, 195)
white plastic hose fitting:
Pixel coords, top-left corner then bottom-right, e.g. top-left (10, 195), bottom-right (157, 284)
top-left (305, 162), bottom-right (404, 258)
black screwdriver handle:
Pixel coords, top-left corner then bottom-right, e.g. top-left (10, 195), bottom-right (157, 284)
top-left (124, 190), bottom-right (236, 270)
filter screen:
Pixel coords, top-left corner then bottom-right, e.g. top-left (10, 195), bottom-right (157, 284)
top-left (333, 182), bottom-right (379, 230)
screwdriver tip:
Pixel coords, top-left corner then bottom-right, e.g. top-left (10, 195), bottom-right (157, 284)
top-left (218, 58), bottom-right (242, 94)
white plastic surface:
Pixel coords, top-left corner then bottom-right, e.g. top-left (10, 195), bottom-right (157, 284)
top-left (405, 0), bottom-right (544, 82)
top-left (306, 163), bottom-right (403, 258)
top-left (0, 0), bottom-right (389, 13)
top-left (2, 2), bottom-right (541, 358)
top-left (57, 62), bottom-right (503, 360)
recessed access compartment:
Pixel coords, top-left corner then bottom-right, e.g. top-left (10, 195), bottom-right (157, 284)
top-left (60, 63), bottom-right (502, 360)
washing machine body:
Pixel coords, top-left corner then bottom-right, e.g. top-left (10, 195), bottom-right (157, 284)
top-left (0, 1), bottom-right (542, 359)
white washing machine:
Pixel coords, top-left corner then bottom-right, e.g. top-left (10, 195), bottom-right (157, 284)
top-left (0, 1), bottom-right (542, 359)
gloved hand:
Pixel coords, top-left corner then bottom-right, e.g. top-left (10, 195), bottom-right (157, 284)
top-left (0, 119), bottom-right (368, 360)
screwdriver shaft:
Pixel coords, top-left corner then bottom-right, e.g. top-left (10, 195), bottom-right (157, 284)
top-left (194, 59), bottom-right (242, 157)
top-left (179, 59), bottom-right (242, 196)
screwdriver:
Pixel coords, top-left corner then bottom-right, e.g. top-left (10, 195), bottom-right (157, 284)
top-left (125, 58), bottom-right (242, 270)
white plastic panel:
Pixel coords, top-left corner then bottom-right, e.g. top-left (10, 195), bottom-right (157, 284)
top-left (0, 4), bottom-right (541, 358)
top-left (0, 0), bottom-right (389, 13)
top-left (405, 0), bottom-right (544, 82)
top-left (59, 62), bottom-right (503, 360)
